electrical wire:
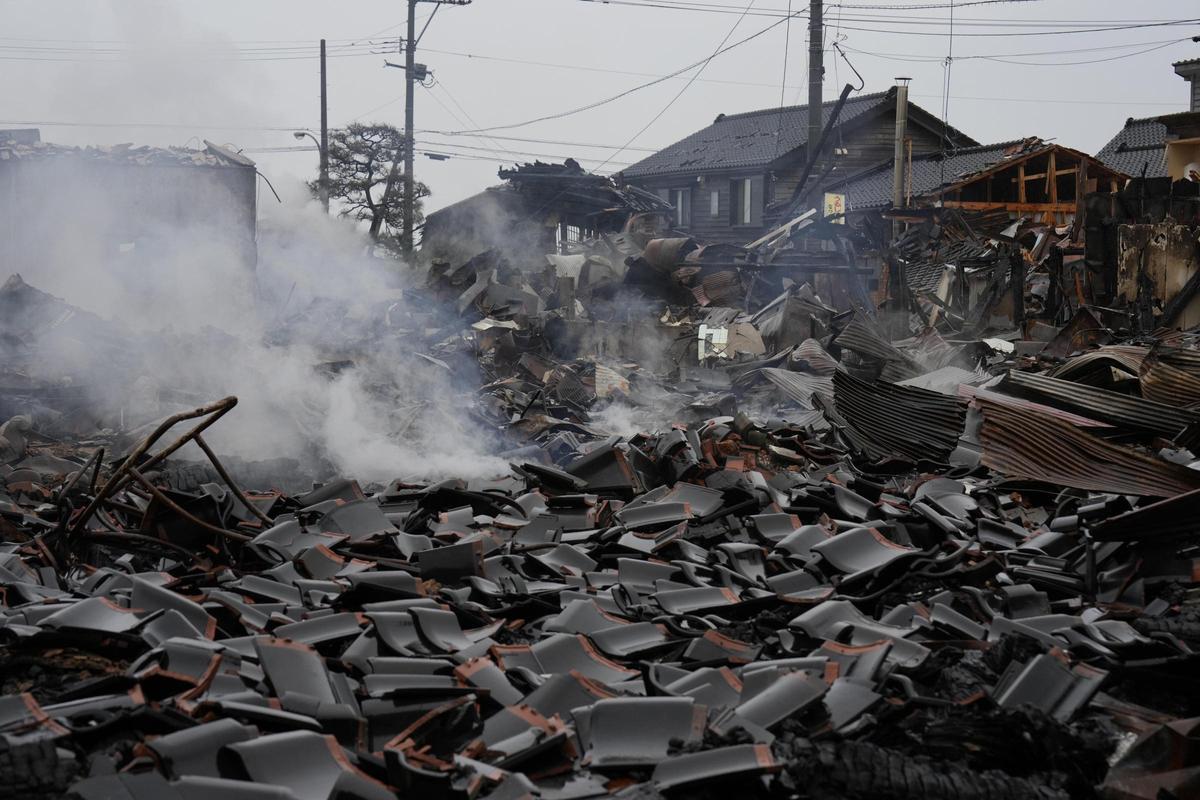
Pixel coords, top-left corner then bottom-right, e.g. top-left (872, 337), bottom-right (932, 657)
top-left (938, 0), bottom-right (954, 200)
top-left (595, 0), bottom-right (760, 170)
top-left (974, 38), bottom-right (1188, 65)
top-left (425, 78), bottom-right (520, 158)
top-left (573, 3), bottom-right (1200, 38)
top-left (772, 0), bottom-right (794, 163)
top-left (415, 43), bottom-right (1187, 103)
top-left (577, 0), bottom-right (1050, 20)
top-left (246, 142), bottom-right (630, 169)
top-left (441, 8), bottom-right (803, 134)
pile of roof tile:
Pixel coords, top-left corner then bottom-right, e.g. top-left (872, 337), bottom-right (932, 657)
top-left (4, 239), bottom-right (1200, 800)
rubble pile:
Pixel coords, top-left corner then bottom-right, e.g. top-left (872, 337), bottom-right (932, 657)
top-left (3, 201), bottom-right (1200, 800)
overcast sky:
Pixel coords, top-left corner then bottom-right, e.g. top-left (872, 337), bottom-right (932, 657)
top-left (2, 0), bottom-right (1198, 215)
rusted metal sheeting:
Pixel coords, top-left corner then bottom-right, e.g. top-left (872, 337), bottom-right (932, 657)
top-left (999, 369), bottom-right (1200, 444)
top-left (959, 384), bottom-right (1113, 428)
top-left (1140, 346), bottom-right (1200, 408)
top-left (1047, 346), bottom-right (1148, 382)
top-left (832, 370), bottom-right (967, 462)
top-left (1091, 486), bottom-right (1200, 542)
top-left (642, 238), bottom-right (697, 272)
top-left (977, 398), bottom-right (1200, 497)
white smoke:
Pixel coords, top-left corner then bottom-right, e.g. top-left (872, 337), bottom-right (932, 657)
top-left (8, 178), bottom-right (509, 485)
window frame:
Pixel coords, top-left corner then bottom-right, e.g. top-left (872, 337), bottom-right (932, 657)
top-left (669, 187), bottom-right (691, 228)
top-left (730, 177), bottom-right (753, 226)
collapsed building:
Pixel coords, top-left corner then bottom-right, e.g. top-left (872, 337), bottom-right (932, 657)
top-left (420, 159), bottom-right (671, 266)
top-left (3, 67), bottom-right (1200, 800)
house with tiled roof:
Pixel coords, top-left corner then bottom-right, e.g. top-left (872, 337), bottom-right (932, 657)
top-left (1097, 118), bottom-right (1169, 179)
top-left (1096, 58), bottom-right (1200, 180)
top-left (618, 87), bottom-right (975, 244)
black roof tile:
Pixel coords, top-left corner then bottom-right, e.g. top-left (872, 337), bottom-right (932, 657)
top-left (1096, 118), bottom-right (1168, 179)
top-left (623, 90), bottom-right (968, 179)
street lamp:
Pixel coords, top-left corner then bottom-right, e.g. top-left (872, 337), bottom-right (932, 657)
top-left (294, 131), bottom-right (329, 213)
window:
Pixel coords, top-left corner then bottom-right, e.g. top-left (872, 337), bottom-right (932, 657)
top-left (670, 188), bottom-right (691, 228)
top-left (730, 178), bottom-right (753, 225)
top-left (709, 190), bottom-right (720, 217)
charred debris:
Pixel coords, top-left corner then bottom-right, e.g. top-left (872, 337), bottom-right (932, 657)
top-left (1, 156), bottom-right (1200, 800)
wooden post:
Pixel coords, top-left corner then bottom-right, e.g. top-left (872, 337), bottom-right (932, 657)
top-left (1072, 159), bottom-right (1089, 242)
top-left (1046, 152), bottom-right (1057, 225)
top-left (1010, 247), bottom-right (1026, 331)
top-left (1047, 246), bottom-right (1063, 323)
top-left (558, 276), bottom-right (577, 320)
top-left (1018, 163), bottom-right (1027, 204)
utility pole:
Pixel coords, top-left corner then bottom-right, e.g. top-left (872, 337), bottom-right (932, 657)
top-left (807, 0), bottom-right (823, 150)
top-left (403, 2), bottom-right (417, 257)
top-left (319, 39), bottom-right (329, 213)
top-left (400, 0), bottom-right (471, 258)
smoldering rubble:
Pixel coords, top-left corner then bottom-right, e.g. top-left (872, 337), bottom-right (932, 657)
top-left (1, 162), bottom-right (1200, 800)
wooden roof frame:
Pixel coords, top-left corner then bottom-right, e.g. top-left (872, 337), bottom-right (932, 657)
top-left (923, 142), bottom-right (1128, 200)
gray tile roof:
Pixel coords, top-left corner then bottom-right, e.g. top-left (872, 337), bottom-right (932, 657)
top-left (623, 90), bottom-right (902, 179)
top-left (1096, 117), bottom-right (1168, 179)
top-left (827, 140), bottom-right (1031, 211)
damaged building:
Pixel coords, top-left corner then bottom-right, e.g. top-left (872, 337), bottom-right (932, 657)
top-left (0, 130), bottom-right (259, 274)
top-left (420, 159), bottom-right (671, 265)
top-left (5, 44), bottom-right (1200, 800)
top-left (619, 87), bottom-right (975, 244)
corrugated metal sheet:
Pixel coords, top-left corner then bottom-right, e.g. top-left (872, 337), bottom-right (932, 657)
top-left (792, 338), bottom-right (839, 376)
top-left (977, 399), bottom-right (1200, 497)
top-left (897, 366), bottom-right (988, 396)
top-left (758, 369), bottom-right (834, 408)
top-left (1047, 346), bottom-right (1148, 382)
top-left (831, 370), bottom-right (967, 463)
top-left (959, 384), bottom-right (1113, 429)
top-left (1140, 346), bottom-right (1200, 409)
top-left (833, 318), bottom-right (920, 381)
top-left (1091, 486), bottom-right (1200, 542)
top-left (999, 370), bottom-right (1200, 444)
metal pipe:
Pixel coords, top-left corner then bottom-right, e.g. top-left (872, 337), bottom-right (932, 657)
top-left (193, 434), bottom-right (275, 527)
top-left (67, 397), bottom-right (238, 539)
top-left (891, 78), bottom-right (910, 238)
top-left (807, 0), bottom-right (823, 150)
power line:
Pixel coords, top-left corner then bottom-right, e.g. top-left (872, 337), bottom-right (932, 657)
top-left (245, 141), bottom-right (632, 168)
top-left (413, 44), bottom-right (1188, 104)
top-left (976, 39), bottom-right (1189, 65)
top-left (0, 118), bottom-right (311, 131)
top-left (597, 0), bottom-right (760, 171)
top-left (441, 9), bottom-right (804, 134)
top-left (0, 115), bottom-right (668, 149)
top-left (840, 36), bottom-right (1193, 63)
top-left (420, 80), bottom-right (520, 159)
top-left (772, 0), bottom-right (794, 163)
top-left (572, 2), bottom-right (1200, 36)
